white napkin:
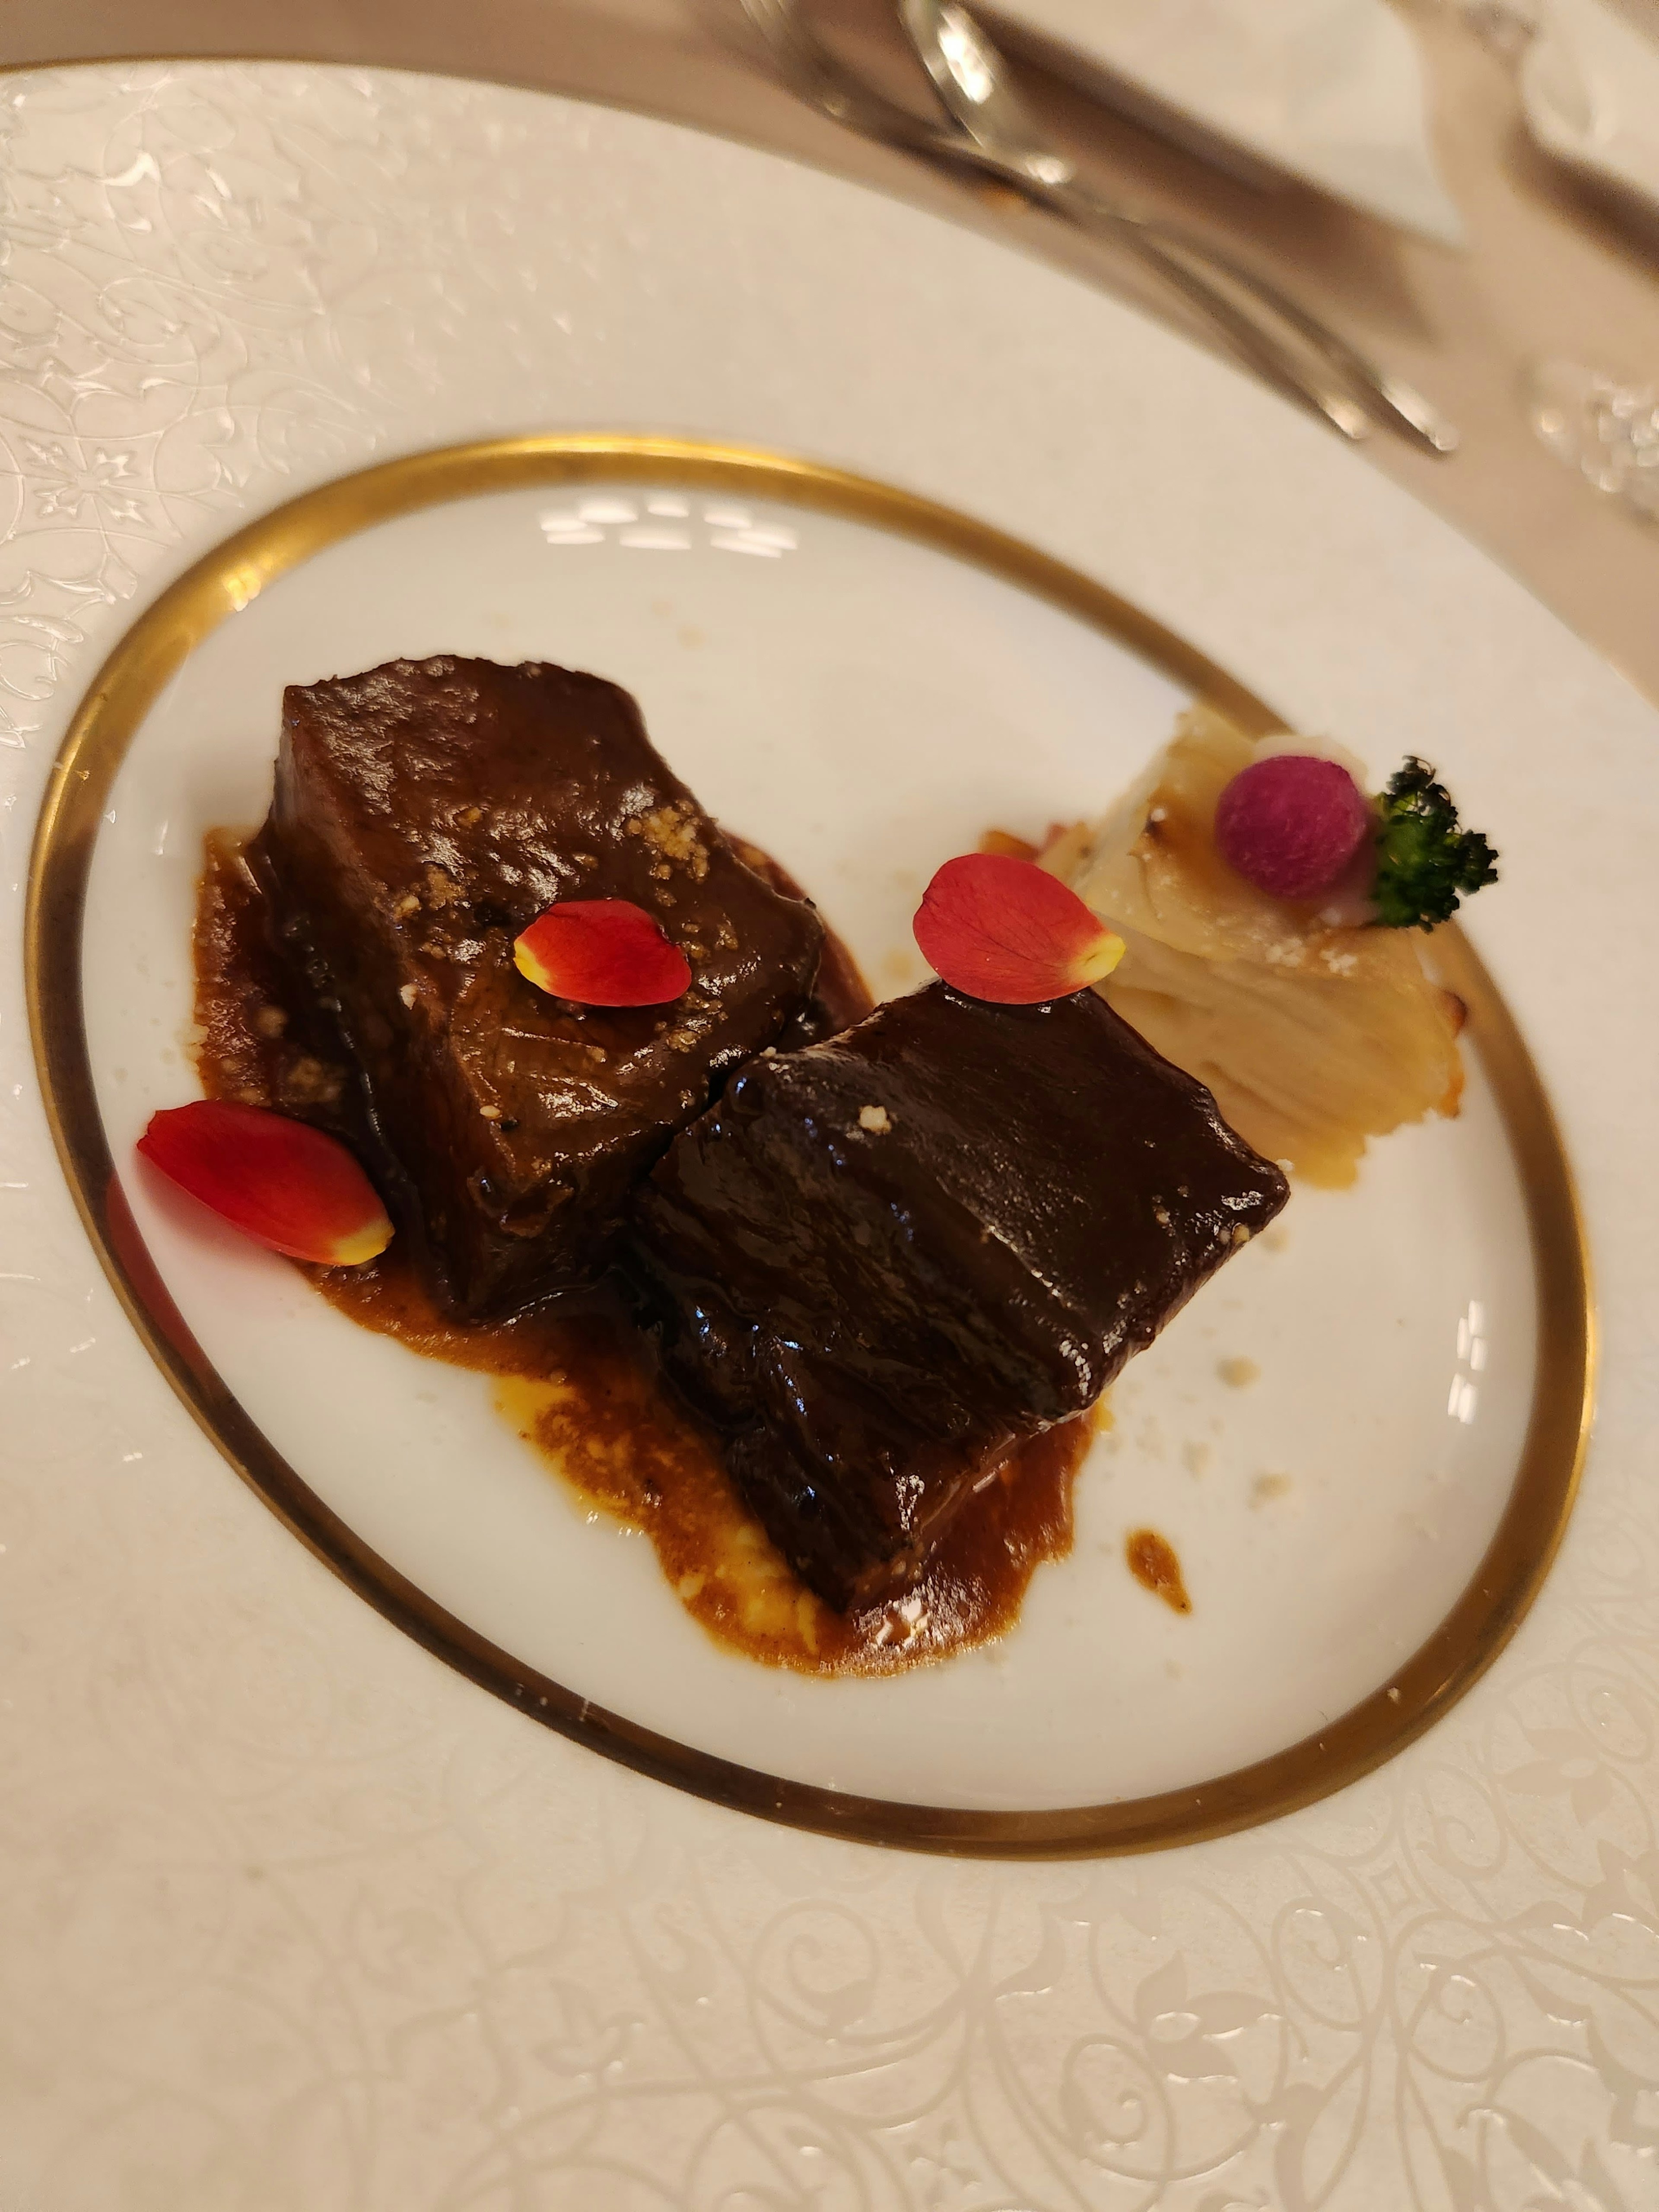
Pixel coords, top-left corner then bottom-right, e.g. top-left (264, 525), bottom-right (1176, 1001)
top-left (986, 0), bottom-right (1467, 245)
top-left (1520, 0), bottom-right (1659, 219)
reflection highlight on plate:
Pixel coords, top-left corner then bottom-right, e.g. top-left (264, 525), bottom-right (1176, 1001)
top-left (1449, 1297), bottom-right (1487, 1427)
top-left (540, 493), bottom-right (800, 559)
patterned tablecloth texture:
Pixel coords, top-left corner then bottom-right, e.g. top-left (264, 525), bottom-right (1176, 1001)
top-left (2, 62), bottom-right (1657, 2212)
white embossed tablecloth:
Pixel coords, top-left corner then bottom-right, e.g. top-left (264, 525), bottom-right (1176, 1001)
top-left (2, 61), bottom-right (1658, 2212)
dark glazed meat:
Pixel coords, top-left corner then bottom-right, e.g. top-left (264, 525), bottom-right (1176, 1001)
top-left (260, 656), bottom-right (824, 1316)
top-left (629, 983), bottom-right (1289, 1610)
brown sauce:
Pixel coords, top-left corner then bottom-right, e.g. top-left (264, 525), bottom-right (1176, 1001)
top-left (1126, 1527), bottom-right (1192, 1613)
top-left (191, 830), bottom-right (1092, 1676)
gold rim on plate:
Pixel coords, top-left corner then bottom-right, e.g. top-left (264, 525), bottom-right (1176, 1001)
top-left (25, 434), bottom-right (1595, 1858)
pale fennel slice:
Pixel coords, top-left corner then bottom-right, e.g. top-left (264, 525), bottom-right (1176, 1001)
top-left (1047, 705), bottom-right (1463, 1189)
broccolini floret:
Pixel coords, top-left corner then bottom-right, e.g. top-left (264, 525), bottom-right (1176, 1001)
top-left (1372, 757), bottom-right (1498, 930)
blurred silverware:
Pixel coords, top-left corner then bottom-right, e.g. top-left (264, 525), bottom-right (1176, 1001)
top-left (739, 0), bottom-right (1365, 438)
top-left (739, 0), bottom-right (1451, 451)
top-left (900, 0), bottom-right (1457, 455)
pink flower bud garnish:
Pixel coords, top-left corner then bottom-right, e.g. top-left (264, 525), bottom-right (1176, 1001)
top-left (1214, 754), bottom-right (1375, 902)
top-left (913, 852), bottom-right (1125, 1004)
top-left (514, 899), bottom-right (691, 1007)
top-left (138, 1100), bottom-right (393, 1265)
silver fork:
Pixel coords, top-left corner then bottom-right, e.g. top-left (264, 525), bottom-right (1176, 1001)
top-left (738, 0), bottom-right (1367, 439)
top-left (737, 0), bottom-right (1450, 452)
top-left (902, 0), bottom-right (1456, 455)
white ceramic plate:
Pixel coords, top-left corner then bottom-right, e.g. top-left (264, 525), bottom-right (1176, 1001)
top-left (57, 454), bottom-right (1563, 1832)
top-left (6, 58), bottom-right (1659, 2210)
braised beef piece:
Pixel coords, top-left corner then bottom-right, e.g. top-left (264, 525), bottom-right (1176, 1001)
top-left (629, 983), bottom-right (1289, 1611)
top-left (260, 655), bottom-right (824, 1317)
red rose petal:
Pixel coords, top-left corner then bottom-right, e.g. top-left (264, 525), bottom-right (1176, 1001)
top-left (1214, 754), bottom-right (1375, 902)
top-left (913, 852), bottom-right (1125, 1004)
top-left (138, 1100), bottom-right (393, 1266)
top-left (514, 899), bottom-right (692, 1007)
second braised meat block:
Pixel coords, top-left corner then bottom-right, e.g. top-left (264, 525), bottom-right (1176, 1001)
top-left (260, 655), bottom-right (824, 1316)
top-left (629, 983), bottom-right (1289, 1610)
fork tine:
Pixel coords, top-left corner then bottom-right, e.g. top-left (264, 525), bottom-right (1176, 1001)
top-left (737, 0), bottom-right (941, 146)
top-left (740, 0), bottom-right (845, 97)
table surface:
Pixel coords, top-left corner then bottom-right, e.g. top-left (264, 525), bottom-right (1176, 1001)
top-left (11, 0), bottom-right (1659, 709)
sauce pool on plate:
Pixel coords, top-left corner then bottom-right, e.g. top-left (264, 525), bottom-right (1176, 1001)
top-left (1126, 1527), bottom-right (1192, 1613)
top-left (191, 828), bottom-right (1093, 1675)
